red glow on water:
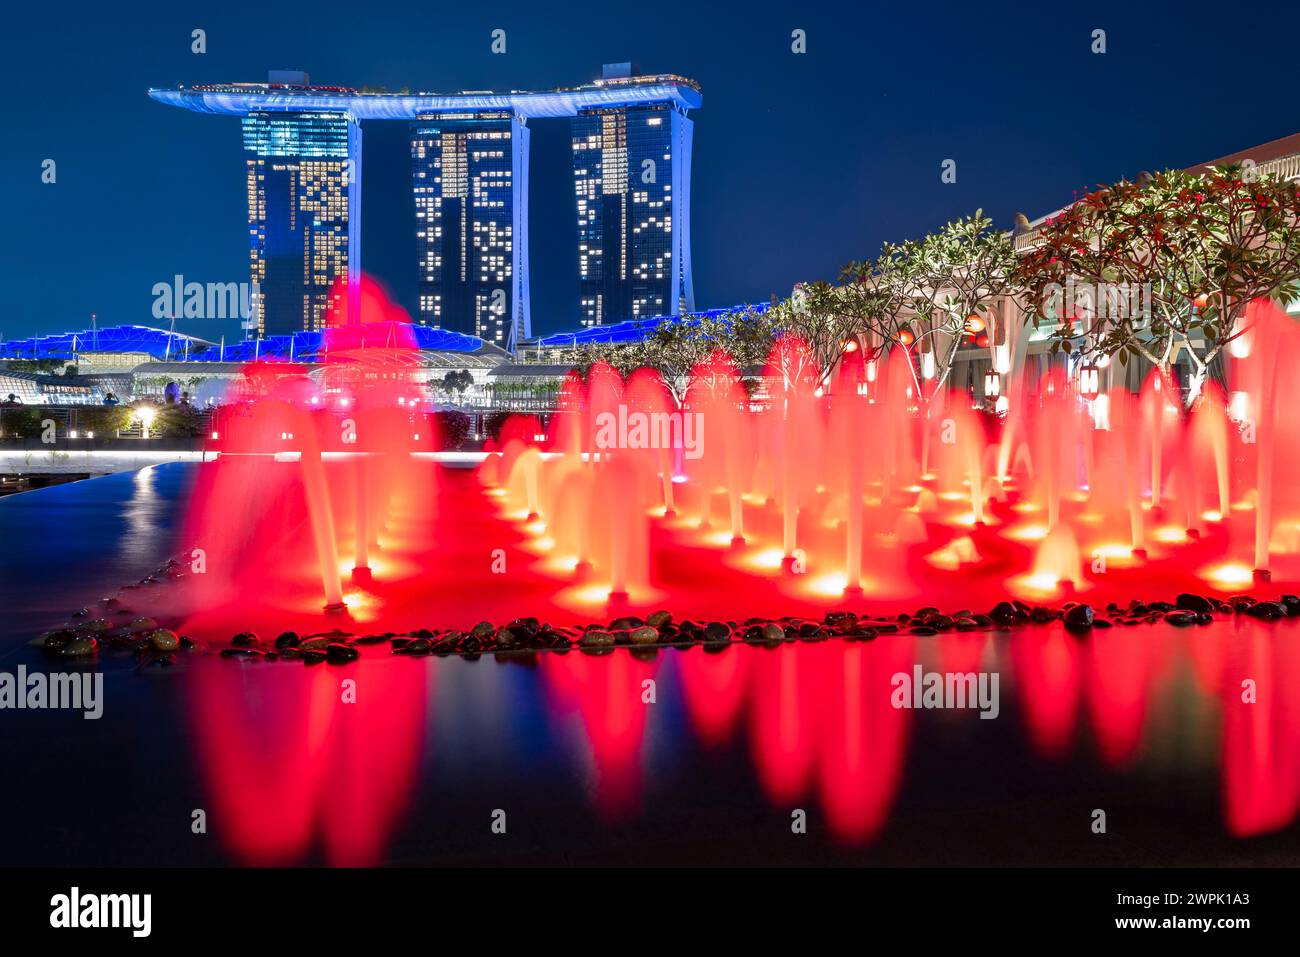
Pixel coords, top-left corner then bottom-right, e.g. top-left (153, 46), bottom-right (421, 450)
top-left (541, 649), bottom-right (656, 819)
top-left (190, 659), bottom-right (426, 866)
top-left (118, 288), bottom-right (1300, 859)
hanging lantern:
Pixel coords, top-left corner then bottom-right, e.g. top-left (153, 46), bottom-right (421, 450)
top-left (984, 370), bottom-right (1001, 398)
top-left (965, 314), bottom-right (986, 334)
top-left (1078, 364), bottom-right (1100, 399)
top-left (898, 328), bottom-right (915, 347)
top-left (865, 359), bottom-right (878, 382)
top-left (975, 333), bottom-right (990, 349)
top-left (842, 338), bottom-right (859, 353)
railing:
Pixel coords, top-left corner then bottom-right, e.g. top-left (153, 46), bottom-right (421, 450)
top-left (1013, 230), bottom-right (1045, 254)
top-left (0, 405), bottom-right (214, 441)
top-left (1259, 153), bottom-right (1300, 182)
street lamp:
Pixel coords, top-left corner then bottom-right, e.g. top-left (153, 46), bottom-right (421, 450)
top-left (134, 405), bottom-right (157, 438)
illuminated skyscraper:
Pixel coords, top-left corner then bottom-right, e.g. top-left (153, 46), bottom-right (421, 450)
top-left (572, 81), bottom-right (694, 326)
top-left (410, 112), bottom-right (530, 346)
top-left (150, 67), bottom-right (700, 345)
top-left (241, 110), bottom-right (361, 336)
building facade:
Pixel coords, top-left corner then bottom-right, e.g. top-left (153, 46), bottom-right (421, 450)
top-left (572, 101), bottom-right (694, 327)
top-left (151, 68), bottom-right (700, 347)
top-left (241, 111), bottom-right (362, 337)
top-left (410, 112), bottom-right (529, 347)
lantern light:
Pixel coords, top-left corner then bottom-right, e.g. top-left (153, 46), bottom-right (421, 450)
top-left (992, 343), bottom-right (1011, 375)
top-left (920, 351), bottom-right (936, 380)
top-left (984, 370), bottom-right (1001, 398)
top-left (1078, 365), bottom-right (1100, 399)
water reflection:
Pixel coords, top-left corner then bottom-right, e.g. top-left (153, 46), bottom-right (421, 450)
top-left (187, 620), bottom-right (1300, 865)
top-left (120, 465), bottom-right (165, 563)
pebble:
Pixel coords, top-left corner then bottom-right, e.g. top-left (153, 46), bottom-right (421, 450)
top-left (148, 628), bottom-right (180, 652)
top-left (580, 630), bottom-right (615, 648)
top-left (325, 644), bottom-right (359, 664)
top-left (629, 626), bottom-right (659, 645)
top-left (1063, 603), bottom-right (1095, 632)
top-left (703, 621), bottom-right (732, 643)
top-left (1175, 595), bottom-right (1211, 616)
top-left (1246, 601), bottom-right (1286, 620)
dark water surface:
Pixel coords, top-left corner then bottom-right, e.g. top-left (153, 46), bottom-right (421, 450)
top-left (1, 464), bottom-right (1298, 866)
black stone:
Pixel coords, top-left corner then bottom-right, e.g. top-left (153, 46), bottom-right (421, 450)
top-left (704, 621), bottom-right (732, 642)
top-left (1176, 593), bottom-right (1213, 614)
top-left (1063, 603), bottom-right (1095, 631)
top-left (1246, 601), bottom-right (1286, 620)
top-left (989, 601), bottom-right (1017, 625)
top-left (326, 643), bottom-right (359, 664)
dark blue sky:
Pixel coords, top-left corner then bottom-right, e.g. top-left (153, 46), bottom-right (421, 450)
top-left (4, 0), bottom-right (1296, 342)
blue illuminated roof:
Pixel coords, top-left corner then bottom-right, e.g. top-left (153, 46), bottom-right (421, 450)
top-left (0, 324), bottom-right (215, 361)
top-left (187, 321), bottom-right (488, 362)
top-left (1, 322), bottom-right (488, 364)
top-left (535, 304), bottom-right (773, 348)
top-left (149, 77), bottom-right (702, 120)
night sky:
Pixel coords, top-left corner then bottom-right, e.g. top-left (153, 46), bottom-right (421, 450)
top-left (4, 0), bottom-right (1295, 342)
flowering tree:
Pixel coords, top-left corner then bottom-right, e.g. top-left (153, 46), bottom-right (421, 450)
top-left (575, 305), bottom-right (775, 403)
top-left (841, 211), bottom-right (1018, 398)
top-left (1015, 166), bottom-right (1300, 402)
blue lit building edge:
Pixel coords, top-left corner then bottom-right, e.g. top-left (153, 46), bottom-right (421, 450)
top-left (0, 323), bottom-right (488, 363)
top-left (148, 83), bottom-right (702, 120)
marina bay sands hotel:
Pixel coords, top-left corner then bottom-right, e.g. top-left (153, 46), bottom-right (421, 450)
top-left (149, 65), bottom-right (701, 349)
